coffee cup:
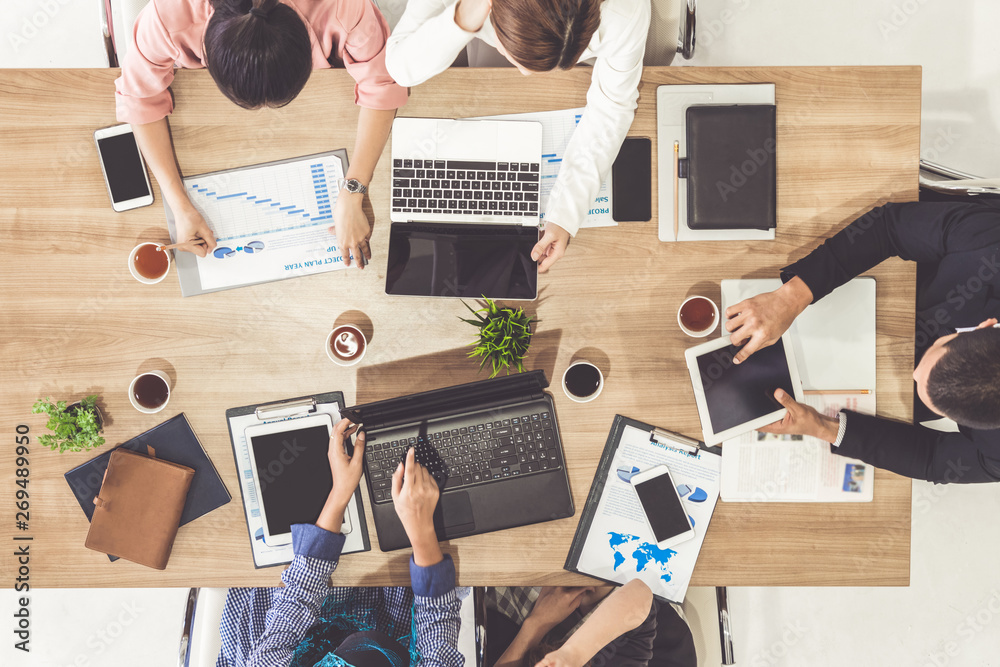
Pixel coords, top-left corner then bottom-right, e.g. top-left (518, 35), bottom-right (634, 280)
top-left (562, 361), bottom-right (604, 403)
top-left (129, 370), bottom-right (171, 414)
top-left (128, 242), bottom-right (171, 285)
top-left (677, 296), bottom-right (719, 338)
top-left (327, 325), bottom-right (367, 366)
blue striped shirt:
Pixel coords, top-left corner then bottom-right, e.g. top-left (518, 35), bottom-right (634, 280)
top-left (217, 524), bottom-right (464, 666)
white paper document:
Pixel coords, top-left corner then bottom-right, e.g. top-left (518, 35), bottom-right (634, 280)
top-left (170, 152), bottom-right (350, 293)
top-left (229, 405), bottom-right (367, 567)
top-left (575, 425), bottom-right (721, 603)
top-left (721, 393), bottom-right (876, 502)
top-left (474, 108), bottom-right (615, 228)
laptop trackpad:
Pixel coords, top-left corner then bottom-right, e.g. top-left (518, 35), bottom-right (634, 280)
top-left (441, 492), bottom-right (476, 533)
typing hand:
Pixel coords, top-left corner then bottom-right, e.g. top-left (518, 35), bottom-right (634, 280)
top-left (531, 223), bottom-right (571, 273)
top-left (327, 418), bottom-right (366, 508)
top-left (758, 389), bottom-right (840, 443)
top-left (391, 447), bottom-right (444, 566)
top-left (533, 651), bottom-right (578, 667)
top-left (331, 192), bottom-right (372, 269)
top-left (725, 276), bottom-right (813, 364)
top-left (172, 205), bottom-right (217, 258)
top-left (526, 587), bottom-right (594, 632)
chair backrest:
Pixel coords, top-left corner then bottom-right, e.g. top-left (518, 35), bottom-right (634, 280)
top-left (109, 0), bottom-right (152, 64)
top-left (645, 0), bottom-right (682, 65)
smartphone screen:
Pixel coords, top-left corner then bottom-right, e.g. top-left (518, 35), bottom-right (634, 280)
top-left (97, 132), bottom-right (151, 204)
top-left (634, 471), bottom-right (691, 543)
top-left (611, 137), bottom-right (652, 222)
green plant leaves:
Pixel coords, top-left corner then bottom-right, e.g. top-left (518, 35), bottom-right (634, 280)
top-left (30, 395), bottom-right (105, 453)
top-left (460, 297), bottom-right (534, 379)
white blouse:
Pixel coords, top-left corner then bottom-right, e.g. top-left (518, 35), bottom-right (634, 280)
top-left (386, 0), bottom-right (650, 237)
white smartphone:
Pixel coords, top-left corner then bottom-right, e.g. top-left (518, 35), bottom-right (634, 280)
top-left (93, 124), bottom-right (154, 212)
top-left (244, 413), bottom-right (353, 546)
top-left (631, 464), bottom-right (695, 550)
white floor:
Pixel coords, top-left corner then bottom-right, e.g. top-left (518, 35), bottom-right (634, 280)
top-left (4, 1), bottom-right (1000, 666)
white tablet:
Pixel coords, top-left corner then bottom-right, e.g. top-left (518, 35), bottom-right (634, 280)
top-left (684, 333), bottom-right (804, 446)
top-left (245, 413), bottom-right (352, 546)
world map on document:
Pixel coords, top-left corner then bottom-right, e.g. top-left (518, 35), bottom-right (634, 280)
top-left (608, 532), bottom-right (677, 583)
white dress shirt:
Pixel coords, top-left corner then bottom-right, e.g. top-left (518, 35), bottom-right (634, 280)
top-left (385, 0), bottom-right (650, 237)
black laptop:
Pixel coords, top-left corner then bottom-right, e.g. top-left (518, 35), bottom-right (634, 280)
top-left (345, 370), bottom-right (574, 551)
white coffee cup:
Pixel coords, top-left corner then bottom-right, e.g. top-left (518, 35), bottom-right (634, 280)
top-left (677, 296), bottom-right (720, 338)
top-left (326, 325), bottom-right (367, 366)
top-left (128, 242), bottom-right (172, 285)
top-left (128, 370), bottom-right (171, 414)
top-left (562, 361), bottom-right (604, 403)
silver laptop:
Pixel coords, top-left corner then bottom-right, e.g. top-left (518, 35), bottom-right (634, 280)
top-left (390, 118), bottom-right (543, 226)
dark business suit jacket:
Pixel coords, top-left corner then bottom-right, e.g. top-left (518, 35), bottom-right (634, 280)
top-left (780, 201), bottom-right (1000, 483)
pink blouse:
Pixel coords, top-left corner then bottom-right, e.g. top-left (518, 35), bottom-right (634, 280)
top-left (115, 0), bottom-right (407, 124)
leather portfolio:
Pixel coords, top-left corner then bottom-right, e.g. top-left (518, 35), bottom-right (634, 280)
top-left (683, 104), bottom-right (777, 231)
top-left (84, 446), bottom-right (194, 570)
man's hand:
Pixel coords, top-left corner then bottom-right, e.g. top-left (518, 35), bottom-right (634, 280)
top-left (534, 651), bottom-right (579, 667)
top-left (316, 418), bottom-right (365, 533)
top-left (725, 276), bottom-right (813, 364)
top-left (172, 205), bottom-right (217, 258)
top-left (526, 587), bottom-right (593, 632)
top-left (391, 447), bottom-right (443, 566)
top-left (331, 192), bottom-right (371, 269)
top-left (759, 389), bottom-right (840, 442)
top-left (531, 223), bottom-right (571, 273)
top-left (454, 0), bottom-right (491, 31)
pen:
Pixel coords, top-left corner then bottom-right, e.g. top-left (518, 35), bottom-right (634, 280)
top-left (673, 140), bottom-right (680, 242)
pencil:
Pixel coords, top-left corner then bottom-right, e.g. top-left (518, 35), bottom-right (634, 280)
top-left (803, 390), bottom-right (871, 395)
top-left (673, 140), bottom-right (680, 241)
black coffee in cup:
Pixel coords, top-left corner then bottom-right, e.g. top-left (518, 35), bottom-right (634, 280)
top-left (564, 363), bottom-right (601, 398)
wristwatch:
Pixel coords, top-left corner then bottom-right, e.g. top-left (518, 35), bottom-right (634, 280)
top-left (342, 178), bottom-right (368, 195)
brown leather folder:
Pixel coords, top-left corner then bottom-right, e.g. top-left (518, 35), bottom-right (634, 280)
top-left (84, 446), bottom-right (194, 570)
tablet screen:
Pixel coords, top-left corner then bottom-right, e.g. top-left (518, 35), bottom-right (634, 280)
top-left (696, 339), bottom-right (794, 434)
top-left (250, 425), bottom-right (332, 537)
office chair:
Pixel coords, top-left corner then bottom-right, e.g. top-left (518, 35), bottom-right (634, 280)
top-left (102, 0), bottom-right (151, 67)
top-left (645, 0), bottom-right (697, 65)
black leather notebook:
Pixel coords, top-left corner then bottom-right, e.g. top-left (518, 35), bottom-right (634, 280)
top-left (683, 105), bottom-right (776, 231)
top-left (66, 413), bottom-right (230, 561)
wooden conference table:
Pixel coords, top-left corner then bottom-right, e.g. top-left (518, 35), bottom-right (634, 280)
top-left (0, 66), bottom-right (919, 588)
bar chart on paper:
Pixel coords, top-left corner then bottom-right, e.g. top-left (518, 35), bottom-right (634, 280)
top-left (476, 108), bottom-right (614, 228)
top-left (167, 151), bottom-right (352, 295)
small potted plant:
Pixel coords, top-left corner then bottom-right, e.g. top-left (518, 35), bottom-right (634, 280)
top-left (461, 298), bottom-right (534, 378)
top-left (31, 395), bottom-right (106, 453)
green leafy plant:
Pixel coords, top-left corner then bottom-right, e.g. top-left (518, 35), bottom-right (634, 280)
top-left (31, 395), bottom-right (105, 453)
top-left (461, 298), bottom-right (534, 378)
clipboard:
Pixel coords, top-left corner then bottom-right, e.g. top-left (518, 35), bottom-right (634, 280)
top-left (225, 391), bottom-right (371, 568)
top-left (564, 415), bottom-right (722, 604)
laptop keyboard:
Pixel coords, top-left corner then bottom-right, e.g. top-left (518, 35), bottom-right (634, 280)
top-left (391, 159), bottom-right (541, 217)
top-left (364, 410), bottom-right (560, 503)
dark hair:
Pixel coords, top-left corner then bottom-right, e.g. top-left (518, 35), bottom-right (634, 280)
top-left (204, 0), bottom-right (312, 109)
top-left (491, 0), bottom-right (602, 72)
top-left (927, 326), bottom-right (1000, 429)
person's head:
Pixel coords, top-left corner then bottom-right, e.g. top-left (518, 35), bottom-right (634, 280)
top-left (913, 319), bottom-right (1000, 429)
top-left (204, 0), bottom-right (312, 109)
top-left (491, 0), bottom-right (602, 75)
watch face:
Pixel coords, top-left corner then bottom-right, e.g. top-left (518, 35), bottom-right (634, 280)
top-left (345, 179), bottom-right (365, 194)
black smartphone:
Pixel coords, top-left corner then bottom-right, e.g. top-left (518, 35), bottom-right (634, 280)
top-left (611, 137), bottom-right (652, 222)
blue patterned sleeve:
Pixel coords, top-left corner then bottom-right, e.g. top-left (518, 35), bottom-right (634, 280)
top-left (247, 524), bottom-right (346, 666)
top-left (409, 555), bottom-right (464, 666)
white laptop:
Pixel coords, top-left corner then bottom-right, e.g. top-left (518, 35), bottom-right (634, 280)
top-left (390, 118), bottom-right (543, 226)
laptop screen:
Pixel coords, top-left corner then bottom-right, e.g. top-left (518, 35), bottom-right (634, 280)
top-left (386, 223), bottom-right (538, 299)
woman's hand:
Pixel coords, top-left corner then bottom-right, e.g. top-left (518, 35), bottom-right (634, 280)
top-left (332, 192), bottom-right (372, 269)
top-left (172, 204), bottom-right (217, 257)
top-left (454, 0), bottom-right (491, 32)
top-left (391, 447), bottom-right (443, 566)
top-left (316, 418), bottom-right (366, 533)
top-left (531, 223), bottom-right (571, 273)
top-left (526, 587), bottom-right (593, 632)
